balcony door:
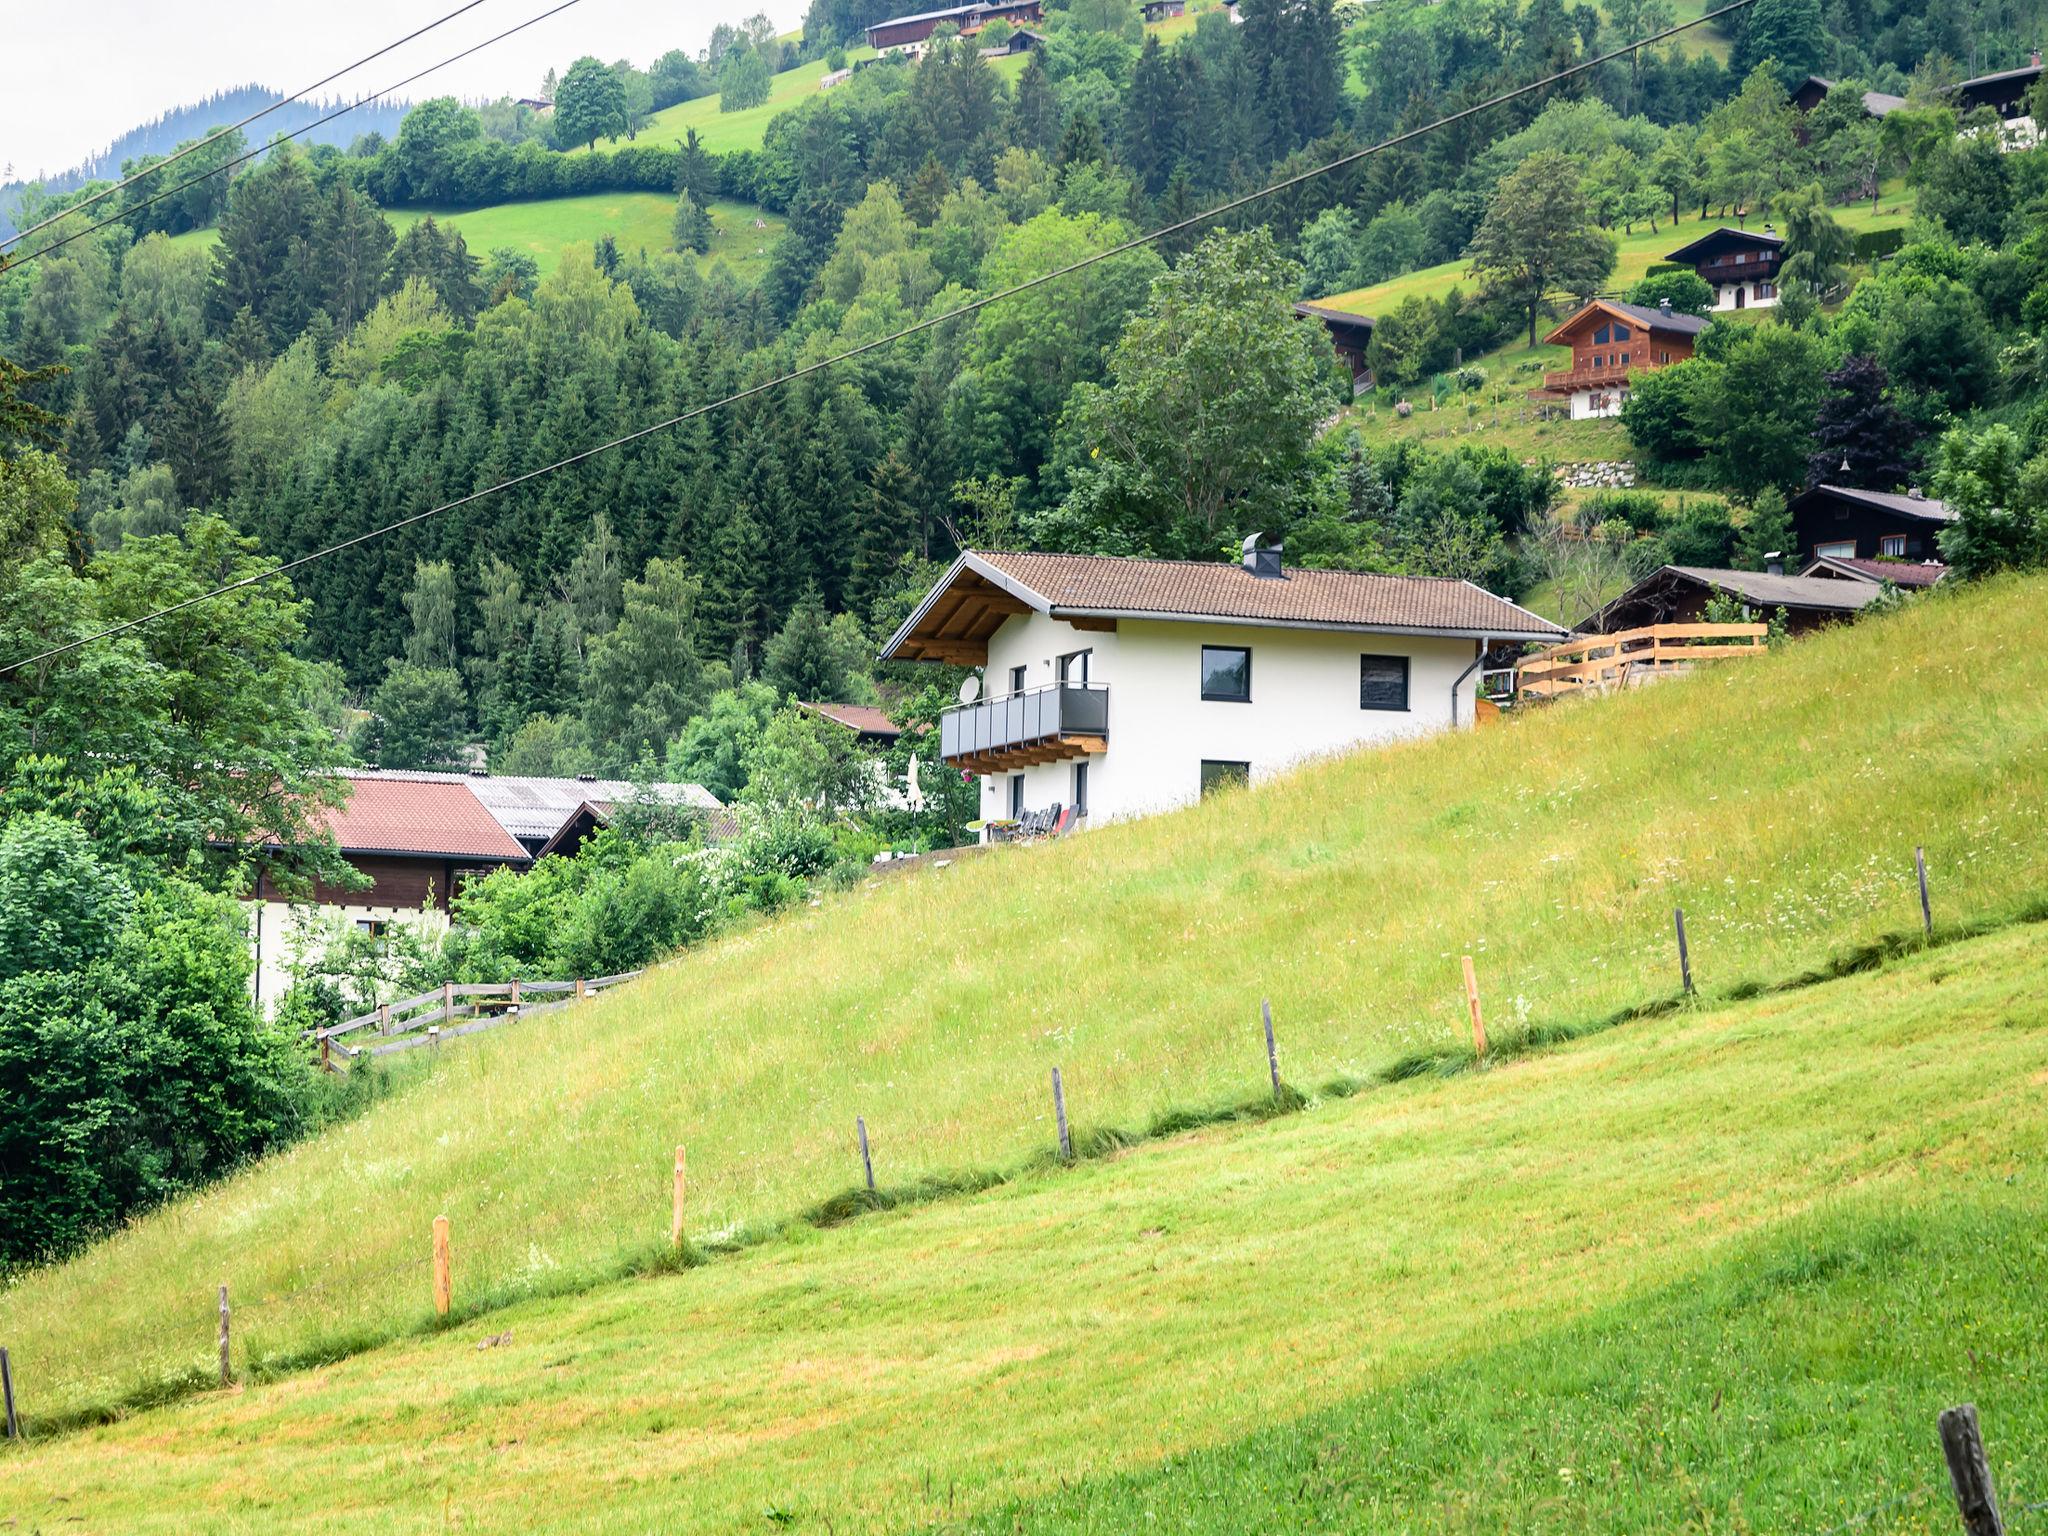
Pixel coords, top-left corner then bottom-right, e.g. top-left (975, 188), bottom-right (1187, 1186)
top-left (1058, 649), bottom-right (1092, 684)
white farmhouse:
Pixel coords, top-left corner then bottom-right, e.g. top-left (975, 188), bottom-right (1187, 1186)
top-left (880, 540), bottom-right (1563, 829)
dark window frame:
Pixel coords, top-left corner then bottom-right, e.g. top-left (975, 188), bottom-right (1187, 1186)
top-left (1071, 760), bottom-right (1089, 816)
top-left (1009, 774), bottom-right (1025, 819)
top-left (1359, 653), bottom-right (1411, 712)
top-left (1008, 663), bottom-right (1028, 696)
top-left (1199, 759), bottom-right (1251, 798)
top-left (1057, 648), bottom-right (1092, 683)
top-left (1199, 644), bottom-right (1252, 703)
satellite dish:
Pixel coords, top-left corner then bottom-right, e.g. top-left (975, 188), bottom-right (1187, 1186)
top-left (957, 673), bottom-right (983, 705)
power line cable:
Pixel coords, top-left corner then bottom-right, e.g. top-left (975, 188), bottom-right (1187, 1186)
top-left (1, 0), bottom-right (581, 274)
top-left (0, 0), bottom-right (1755, 679)
top-left (1, 0), bottom-right (495, 253)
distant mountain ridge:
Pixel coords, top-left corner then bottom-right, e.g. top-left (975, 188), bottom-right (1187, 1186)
top-left (2, 85), bottom-right (412, 239)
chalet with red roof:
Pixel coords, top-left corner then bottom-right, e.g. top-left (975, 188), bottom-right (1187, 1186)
top-left (1536, 297), bottom-right (1710, 420)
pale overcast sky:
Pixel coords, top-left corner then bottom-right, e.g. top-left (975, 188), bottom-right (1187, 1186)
top-left (1, 0), bottom-right (803, 180)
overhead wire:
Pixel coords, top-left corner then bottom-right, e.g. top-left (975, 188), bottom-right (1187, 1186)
top-left (0, 0), bottom-right (582, 274)
top-left (0, 0), bottom-right (495, 253)
top-left (0, 0), bottom-right (1756, 678)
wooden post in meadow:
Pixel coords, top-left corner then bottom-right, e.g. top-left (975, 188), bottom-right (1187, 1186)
top-left (1674, 908), bottom-right (1694, 995)
top-left (575, 977), bottom-right (587, 1002)
top-left (671, 1146), bottom-right (687, 1249)
top-left (1051, 1068), bottom-right (1071, 1161)
top-left (857, 1116), bottom-right (876, 1194)
top-left (317, 1030), bottom-right (331, 1072)
top-left (1461, 956), bottom-right (1487, 1057)
top-left (217, 1284), bottom-right (231, 1387)
top-left (1916, 846), bottom-right (1934, 939)
top-left (1938, 1403), bottom-right (2004, 1536)
top-left (432, 1216), bottom-right (452, 1318)
top-left (377, 1002), bottom-right (392, 1036)
top-left (509, 978), bottom-right (522, 1012)
top-left (1, 1346), bottom-right (17, 1440)
top-left (1262, 999), bottom-right (1281, 1100)
top-left (440, 980), bottom-right (453, 1024)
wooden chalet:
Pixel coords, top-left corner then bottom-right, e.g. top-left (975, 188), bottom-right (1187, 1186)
top-left (1664, 225), bottom-right (1785, 310)
top-left (1536, 298), bottom-right (1708, 419)
top-left (798, 701), bottom-right (904, 746)
top-left (1789, 484), bottom-right (1954, 565)
top-left (1138, 0), bottom-right (1186, 19)
top-left (1788, 76), bottom-right (1905, 118)
top-left (1293, 301), bottom-right (1376, 392)
top-left (1586, 565), bottom-right (1883, 637)
top-left (1797, 553), bottom-right (1948, 588)
top-left (866, 0), bottom-right (1043, 51)
top-left (1949, 51), bottom-right (2043, 121)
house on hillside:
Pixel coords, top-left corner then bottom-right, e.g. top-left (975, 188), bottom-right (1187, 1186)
top-left (866, 0), bottom-right (1043, 53)
top-left (1664, 226), bottom-right (1785, 310)
top-left (1293, 301), bottom-right (1376, 393)
top-left (1788, 76), bottom-right (1905, 120)
top-left (798, 701), bottom-right (904, 748)
top-left (1949, 51), bottom-right (2042, 123)
top-left (1797, 553), bottom-right (1948, 588)
top-left (1138, 0), bottom-right (1186, 19)
top-left (245, 770), bottom-right (724, 1008)
top-left (879, 539), bottom-right (1562, 830)
top-left (1585, 564), bottom-right (1885, 637)
top-left (1535, 298), bottom-right (1710, 420)
top-left (1789, 484), bottom-right (1953, 565)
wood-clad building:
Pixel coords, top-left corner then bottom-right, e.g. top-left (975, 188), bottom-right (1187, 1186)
top-left (866, 0), bottom-right (1043, 52)
top-left (1293, 302), bottom-right (1376, 393)
top-left (1585, 566), bottom-right (1884, 637)
top-left (1949, 52), bottom-right (2043, 121)
top-left (1789, 485), bottom-right (1954, 564)
top-left (1536, 298), bottom-right (1709, 420)
top-left (1664, 226), bottom-right (1786, 310)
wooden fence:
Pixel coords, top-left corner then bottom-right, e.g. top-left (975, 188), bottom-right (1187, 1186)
top-left (310, 973), bottom-right (643, 1070)
top-left (1515, 622), bottom-right (1767, 701)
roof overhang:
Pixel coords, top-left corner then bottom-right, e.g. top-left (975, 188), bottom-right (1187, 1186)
top-left (1042, 606), bottom-right (1562, 643)
top-left (1663, 227), bottom-right (1786, 265)
top-left (879, 552), bottom-right (1045, 663)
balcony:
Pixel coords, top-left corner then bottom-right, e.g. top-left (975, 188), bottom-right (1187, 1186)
top-left (1541, 363), bottom-right (1636, 393)
top-left (940, 682), bottom-right (1109, 771)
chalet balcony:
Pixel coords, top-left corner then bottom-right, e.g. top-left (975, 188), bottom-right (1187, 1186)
top-left (940, 682), bottom-right (1109, 771)
top-left (1540, 363), bottom-right (1637, 393)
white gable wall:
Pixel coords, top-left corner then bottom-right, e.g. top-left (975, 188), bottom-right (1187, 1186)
top-left (976, 608), bottom-right (1481, 826)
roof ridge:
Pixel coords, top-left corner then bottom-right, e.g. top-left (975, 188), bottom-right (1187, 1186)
top-left (975, 548), bottom-right (1480, 585)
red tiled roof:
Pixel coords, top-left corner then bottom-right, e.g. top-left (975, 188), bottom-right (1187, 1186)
top-left (315, 777), bottom-right (530, 861)
top-left (972, 550), bottom-right (1563, 636)
top-left (799, 701), bottom-right (903, 737)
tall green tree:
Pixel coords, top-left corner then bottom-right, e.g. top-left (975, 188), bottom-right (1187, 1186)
top-left (1466, 150), bottom-right (1618, 347)
top-left (555, 56), bottom-right (630, 149)
top-left (581, 557), bottom-right (721, 766)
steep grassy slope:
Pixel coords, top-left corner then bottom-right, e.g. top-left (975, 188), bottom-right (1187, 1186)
top-left (387, 194), bottom-right (786, 279)
top-left (1, 923), bottom-right (2043, 1531)
top-left (2, 576), bottom-right (2046, 1435)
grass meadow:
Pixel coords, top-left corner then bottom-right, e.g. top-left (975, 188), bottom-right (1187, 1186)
top-left (388, 194), bottom-right (787, 281)
top-left (1, 922), bottom-right (2042, 1530)
top-left (0, 574), bottom-right (2045, 1443)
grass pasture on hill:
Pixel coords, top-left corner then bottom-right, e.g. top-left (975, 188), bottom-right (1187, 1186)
top-left (2, 923), bottom-right (2044, 1531)
top-left (2, 575), bottom-right (2046, 1444)
top-left (388, 194), bottom-right (786, 280)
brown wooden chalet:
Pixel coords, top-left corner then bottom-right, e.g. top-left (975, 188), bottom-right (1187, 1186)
top-left (1949, 51), bottom-right (2043, 120)
top-left (1294, 301), bottom-right (1376, 392)
top-left (1789, 76), bottom-right (1905, 118)
top-left (1138, 0), bottom-right (1185, 19)
top-left (1664, 226), bottom-right (1785, 308)
top-left (255, 776), bottom-right (530, 912)
top-left (866, 0), bottom-right (1042, 50)
top-left (1587, 565), bottom-right (1884, 637)
top-left (1789, 484), bottom-right (1954, 564)
top-left (1537, 298), bottom-right (1708, 408)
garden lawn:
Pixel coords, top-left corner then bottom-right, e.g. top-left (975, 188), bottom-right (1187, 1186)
top-left (2, 574), bottom-right (2047, 1438)
top-left (0, 923), bottom-right (2043, 1531)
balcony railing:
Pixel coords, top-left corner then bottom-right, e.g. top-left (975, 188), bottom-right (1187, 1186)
top-left (1541, 363), bottom-right (1635, 393)
top-left (941, 681), bottom-right (1110, 769)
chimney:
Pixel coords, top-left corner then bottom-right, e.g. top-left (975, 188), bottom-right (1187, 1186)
top-left (2033, 48), bottom-right (2042, 66)
top-left (1765, 552), bottom-right (1784, 577)
top-left (1659, 296), bottom-right (1672, 316)
top-left (1241, 530), bottom-right (1284, 579)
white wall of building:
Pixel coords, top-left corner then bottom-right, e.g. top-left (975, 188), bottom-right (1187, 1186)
top-left (975, 611), bottom-right (1483, 827)
top-left (1570, 386), bottom-right (1628, 420)
top-left (1709, 279), bottom-right (1777, 311)
top-left (245, 899), bottom-right (449, 1016)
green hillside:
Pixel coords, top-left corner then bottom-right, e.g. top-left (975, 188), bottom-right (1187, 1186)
top-left (2, 917), bottom-right (2043, 1530)
top-left (2, 574), bottom-right (2046, 1457)
top-left (388, 193), bottom-right (786, 280)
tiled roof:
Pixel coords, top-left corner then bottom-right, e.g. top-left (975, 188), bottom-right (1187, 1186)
top-left (349, 770), bottom-right (721, 840)
top-left (1801, 556), bottom-right (1949, 587)
top-left (1798, 484), bottom-right (1954, 523)
top-left (315, 777), bottom-right (530, 861)
top-left (970, 550), bottom-right (1565, 638)
top-left (1663, 226), bottom-right (1786, 264)
top-left (799, 701), bottom-right (903, 738)
top-left (1605, 299), bottom-right (1713, 335)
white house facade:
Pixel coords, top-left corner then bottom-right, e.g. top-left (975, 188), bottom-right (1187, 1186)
top-left (880, 542), bottom-right (1563, 829)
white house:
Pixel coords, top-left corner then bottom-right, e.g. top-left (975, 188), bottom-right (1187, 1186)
top-left (879, 541), bottom-right (1563, 829)
top-left (1664, 226), bottom-right (1785, 312)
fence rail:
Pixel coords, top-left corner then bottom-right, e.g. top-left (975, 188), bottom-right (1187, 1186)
top-left (309, 972), bottom-right (643, 1069)
top-left (1516, 622), bottom-right (1767, 701)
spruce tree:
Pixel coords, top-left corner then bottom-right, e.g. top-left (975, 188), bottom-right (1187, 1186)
top-left (1734, 487), bottom-right (1795, 571)
top-left (850, 451), bottom-right (917, 627)
top-left (672, 192), bottom-right (715, 255)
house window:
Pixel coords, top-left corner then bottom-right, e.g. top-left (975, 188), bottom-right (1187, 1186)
top-left (1593, 323), bottom-right (1611, 344)
top-left (1009, 774), bottom-right (1025, 819)
top-left (1613, 323), bottom-right (1632, 341)
top-left (1199, 760), bottom-right (1250, 798)
top-left (1071, 761), bottom-right (1089, 817)
top-left (1816, 540), bottom-right (1857, 559)
top-left (1008, 664), bottom-right (1027, 696)
top-left (1880, 535), bottom-right (1906, 557)
top-left (1057, 649), bottom-right (1091, 683)
top-left (354, 919), bottom-right (390, 938)
top-left (1359, 654), bottom-right (1411, 712)
top-left (1620, 351), bottom-right (1630, 366)
top-left (1199, 645), bottom-right (1251, 702)
top-left (1757, 282), bottom-right (1775, 298)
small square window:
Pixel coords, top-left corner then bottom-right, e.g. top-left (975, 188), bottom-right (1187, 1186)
top-left (1199, 645), bottom-right (1251, 702)
top-left (1200, 760), bottom-right (1250, 798)
top-left (1880, 535), bottom-right (1906, 557)
top-left (1360, 654), bottom-right (1410, 711)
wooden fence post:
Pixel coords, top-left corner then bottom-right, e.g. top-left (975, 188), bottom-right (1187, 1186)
top-left (432, 1216), bottom-right (452, 1318)
top-left (377, 1003), bottom-right (391, 1036)
top-left (575, 977), bottom-right (587, 1002)
top-left (217, 1284), bottom-right (231, 1387)
top-left (510, 978), bottom-right (522, 1011)
top-left (1674, 908), bottom-right (1694, 995)
top-left (440, 980), bottom-right (453, 1023)
top-left (1938, 1403), bottom-right (2004, 1536)
top-left (1916, 846), bottom-right (1933, 939)
top-left (857, 1116), bottom-right (876, 1194)
top-left (1, 1346), bottom-right (16, 1440)
top-left (317, 1030), bottom-right (331, 1071)
top-left (1262, 999), bottom-right (1281, 1099)
top-left (671, 1146), bottom-right (687, 1248)
top-left (1051, 1068), bottom-right (1071, 1161)
top-left (1461, 956), bottom-right (1487, 1057)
